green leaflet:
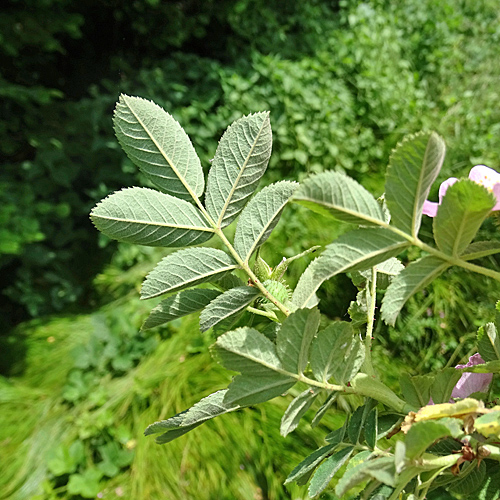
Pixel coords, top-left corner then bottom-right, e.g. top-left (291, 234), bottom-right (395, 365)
top-left (434, 180), bottom-right (495, 256)
top-left (385, 131), bottom-right (446, 236)
top-left (214, 327), bottom-right (287, 375)
top-left (399, 373), bottom-right (434, 408)
top-left (222, 373), bottom-right (295, 406)
top-left (405, 418), bottom-right (462, 459)
top-left (205, 112), bottom-right (272, 228)
top-left (335, 455), bottom-right (396, 497)
top-left (430, 368), bottom-right (462, 404)
top-left (381, 255), bottom-right (449, 326)
top-left (285, 443), bottom-right (338, 485)
top-left (234, 181), bottom-right (298, 262)
top-left (478, 322), bottom-right (500, 362)
top-left (141, 248), bottom-right (237, 299)
top-left (213, 327), bottom-right (295, 406)
top-left (141, 288), bottom-right (222, 330)
top-left (461, 241), bottom-right (500, 261)
top-left (365, 408), bottom-right (378, 449)
top-left (308, 446), bottom-right (355, 498)
top-left (293, 171), bottom-right (385, 225)
top-left (199, 286), bottom-right (261, 332)
top-left (280, 387), bottom-right (321, 437)
top-left (276, 308), bottom-right (320, 374)
top-left (301, 228), bottom-right (408, 307)
top-left (291, 264), bottom-right (320, 309)
top-left (310, 322), bottom-right (354, 384)
top-left (114, 95), bottom-right (204, 200)
top-left (449, 461), bottom-right (487, 496)
top-left (144, 389), bottom-right (241, 444)
top-left (90, 187), bottom-right (214, 247)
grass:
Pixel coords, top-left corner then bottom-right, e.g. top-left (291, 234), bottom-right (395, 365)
top-left (1, 297), bottom-right (343, 500)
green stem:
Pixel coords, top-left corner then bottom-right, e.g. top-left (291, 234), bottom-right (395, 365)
top-left (363, 268), bottom-right (377, 378)
top-left (246, 306), bottom-right (278, 321)
top-left (380, 221), bottom-right (500, 281)
top-left (214, 228), bottom-right (291, 317)
top-left (194, 197), bottom-right (291, 317)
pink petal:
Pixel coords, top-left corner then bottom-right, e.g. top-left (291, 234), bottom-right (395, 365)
top-left (451, 353), bottom-right (493, 399)
top-left (469, 166), bottom-right (500, 207)
top-left (438, 177), bottom-right (459, 203)
top-left (493, 183), bottom-right (500, 211)
top-left (469, 165), bottom-right (500, 184)
top-left (422, 200), bottom-right (439, 217)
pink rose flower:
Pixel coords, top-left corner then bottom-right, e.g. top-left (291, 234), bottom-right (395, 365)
top-left (423, 165), bottom-right (500, 217)
top-left (451, 353), bottom-right (493, 399)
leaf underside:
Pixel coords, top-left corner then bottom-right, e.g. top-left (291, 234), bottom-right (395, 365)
top-left (205, 112), bottom-right (272, 228)
top-left (114, 94), bottom-right (204, 200)
top-left (90, 187), bottom-right (213, 247)
top-left (141, 247), bottom-right (237, 299)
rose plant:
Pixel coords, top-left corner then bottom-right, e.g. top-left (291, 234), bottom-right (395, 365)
top-left (90, 95), bottom-right (500, 499)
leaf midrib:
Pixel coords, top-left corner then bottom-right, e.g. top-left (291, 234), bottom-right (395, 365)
top-left (217, 116), bottom-right (268, 227)
top-left (92, 214), bottom-right (214, 232)
top-left (123, 95), bottom-right (201, 203)
top-left (294, 195), bottom-right (385, 226)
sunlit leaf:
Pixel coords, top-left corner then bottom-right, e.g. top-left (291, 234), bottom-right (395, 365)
top-left (478, 322), bottom-right (500, 362)
top-left (298, 228), bottom-right (408, 308)
top-left (205, 112), bottom-right (272, 228)
top-left (385, 131), bottom-right (445, 236)
top-left (293, 171), bottom-right (385, 225)
top-left (399, 373), bottom-right (434, 408)
top-left (199, 286), bottom-right (261, 332)
top-left (144, 389), bottom-right (241, 444)
top-left (381, 256), bottom-right (449, 326)
top-left (335, 456), bottom-right (396, 497)
top-left (90, 187), bottom-right (214, 247)
top-left (434, 180), bottom-right (495, 256)
top-left (142, 288), bottom-right (221, 330)
top-left (141, 248), bottom-right (237, 299)
top-left (234, 181), bottom-right (298, 262)
top-left (461, 241), bottom-right (500, 261)
top-left (285, 443), bottom-right (338, 485)
top-left (114, 95), bottom-right (204, 200)
top-left (308, 446), bottom-right (354, 497)
top-left (213, 327), bottom-right (295, 405)
top-left (310, 322), bottom-right (353, 383)
top-left (430, 367), bottom-right (462, 404)
top-left (280, 387), bottom-right (321, 437)
top-left (276, 308), bottom-right (320, 374)
top-left (405, 418), bottom-right (462, 459)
